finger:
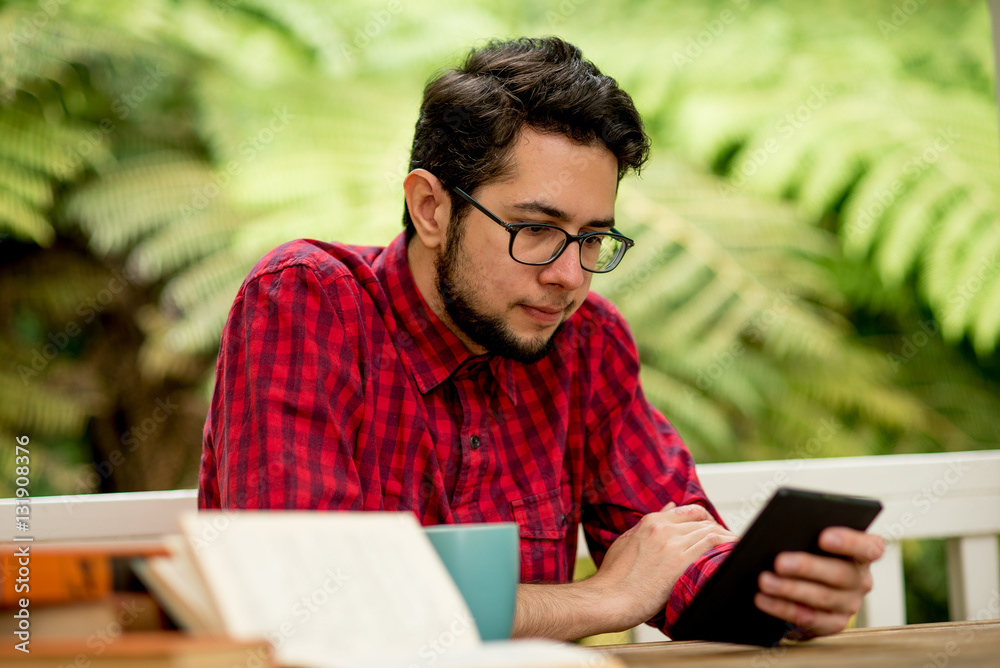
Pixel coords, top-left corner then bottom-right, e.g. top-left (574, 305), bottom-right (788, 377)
top-left (819, 527), bottom-right (885, 564)
top-left (659, 501), bottom-right (677, 512)
top-left (754, 593), bottom-right (852, 637)
top-left (663, 503), bottom-right (715, 523)
top-left (773, 551), bottom-right (873, 593)
top-left (636, 514), bottom-right (735, 552)
top-left (758, 570), bottom-right (863, 616)
top-left (681, 526), bottom-right (737, 558)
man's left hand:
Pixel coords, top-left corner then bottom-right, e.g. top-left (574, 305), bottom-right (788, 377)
top-left (753, 526), bottom-right (885, 637)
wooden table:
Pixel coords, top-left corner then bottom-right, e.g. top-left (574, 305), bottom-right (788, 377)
top-left (604, 620), bottom-right (1000, 667)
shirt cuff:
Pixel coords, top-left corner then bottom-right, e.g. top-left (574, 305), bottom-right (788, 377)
top-left (656, 541), bottom-right (737, 636)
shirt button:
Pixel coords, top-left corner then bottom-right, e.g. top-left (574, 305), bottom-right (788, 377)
top-left (470, 434), bottom-right (481, 450)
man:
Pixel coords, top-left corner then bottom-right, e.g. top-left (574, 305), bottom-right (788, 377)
top-left (199, 36), bottom-right (883, 640)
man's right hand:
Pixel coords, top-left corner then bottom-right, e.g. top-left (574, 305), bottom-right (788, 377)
top-left (512, 503), bottom-right (735, 640)
top-left (586, 502), bottom-right (736, 631)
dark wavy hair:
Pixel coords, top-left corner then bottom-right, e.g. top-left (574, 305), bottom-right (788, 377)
top-left (403, 36), bottom-right (651, 238)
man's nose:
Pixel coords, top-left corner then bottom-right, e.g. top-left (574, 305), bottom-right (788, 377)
top-left (538, 241), bottom-right (586, 290)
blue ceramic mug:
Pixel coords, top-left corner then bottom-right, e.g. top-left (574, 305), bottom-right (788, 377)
top-left (423, 522), bottom-right (520, 641)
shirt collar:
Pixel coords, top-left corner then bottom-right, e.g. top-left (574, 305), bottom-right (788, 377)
top-left (375, 233), bottom-right (519, 404)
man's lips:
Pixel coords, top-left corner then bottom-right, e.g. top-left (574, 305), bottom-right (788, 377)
top-left (525, 304), bottom-right (564, 314)
top-left (520, 303), bottom-right (568, 324)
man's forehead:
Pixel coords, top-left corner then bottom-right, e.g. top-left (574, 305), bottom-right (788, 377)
top-left (499, 128), bottom-right (615, 178)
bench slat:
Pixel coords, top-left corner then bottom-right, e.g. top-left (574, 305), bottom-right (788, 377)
top-left (947, 535), bottom-right (1000, 622)
top-left (861, 541), bottom-right (906, 627)
top-left (0, 489), bottom-right (197, 543)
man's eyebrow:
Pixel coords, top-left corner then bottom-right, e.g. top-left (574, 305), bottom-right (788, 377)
top-left (509, 200), bottom-right (615, 229)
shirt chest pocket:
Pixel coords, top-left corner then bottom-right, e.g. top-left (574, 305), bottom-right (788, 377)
top-left (510, 487), bottom-right (570, 583)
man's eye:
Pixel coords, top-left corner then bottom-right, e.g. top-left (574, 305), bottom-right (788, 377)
top-left (581, 235), bottom-right (605, 247)
top-left (521, 225), bottom-right (552, 236)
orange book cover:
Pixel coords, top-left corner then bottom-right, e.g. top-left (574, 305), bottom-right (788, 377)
top-left (0, 552), bottom-right (112, 606)
top-left (0, 541), bottom-right (167, 607)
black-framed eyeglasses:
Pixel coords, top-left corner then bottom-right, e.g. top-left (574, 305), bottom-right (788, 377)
top-left (452, 186), bottom-right (634, 274)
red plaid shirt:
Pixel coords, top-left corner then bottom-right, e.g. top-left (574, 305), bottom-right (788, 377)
top-left (199, 232), bottom-right (734, 634)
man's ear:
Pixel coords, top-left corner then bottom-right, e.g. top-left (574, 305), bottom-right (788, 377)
top-left (404, 169), bottom-right (451, 251)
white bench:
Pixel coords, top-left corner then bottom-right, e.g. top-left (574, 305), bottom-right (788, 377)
top-left (629, 449), bottom-right (1000, 641)
top-left (3, 451), bottom-right (998, 638)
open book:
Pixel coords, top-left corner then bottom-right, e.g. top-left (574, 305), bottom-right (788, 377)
top-left (135, 511), bottom-right (621, 668)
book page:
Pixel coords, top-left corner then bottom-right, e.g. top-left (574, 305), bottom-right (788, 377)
top-left (132, 536), bottom-right (226, 633)
top-left (180, 511), bottom-right (480, 666)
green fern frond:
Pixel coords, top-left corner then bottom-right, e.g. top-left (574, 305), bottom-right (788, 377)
top-left (0, 109), bottom-right (112, 179)
top-left (159, 251), bottom-right (250, 317)
top-left (0, 156), bottom-right (52, 208)
top-left (971, 274), bottom-right (1000, 357)
top-left (941, 228), bottom-right (1000, 344)
top-left (0, 372), bottom-right (98, 439)
top-left (653, 6), bottom-right (1000, 353)
top-left (0, 251), bottom-right (117, 321)
top-left (659, 278), bottom-right (741, 346)
top-left (127, 208), bottom-right (243, 283)
top-left (161, 279), bottom-right (243, 355)
top-left (921, 195), bottom-right (984, 310)
top-left (608, 244), bottom-right (710, 321)
top-left (838, 148), bottom-right (916, 258)
top-left (65, 153), bottom-right (216, 255)
top-left (0, 187), bottom-right (53, 245)
top-left (638, 364), bottom-right (736, 458)
top-left (595, 158), bottom-right (939, 458)
top-left (875, 174), bottom-right (962, 287)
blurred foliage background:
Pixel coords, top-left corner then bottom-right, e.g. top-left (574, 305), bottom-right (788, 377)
top-left (1, 0), bottom-right (998, 624)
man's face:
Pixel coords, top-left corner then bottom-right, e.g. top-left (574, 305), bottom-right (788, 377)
top-left (435, 127), bottom-right (619, 363)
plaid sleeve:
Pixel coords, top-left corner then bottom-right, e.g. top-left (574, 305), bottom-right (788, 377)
top-left (578, 298), bottom-right (735, 635)
top-left (663, 542), bottom-right (736, 632)
top-left (199, 262), bottom-right (367, 510)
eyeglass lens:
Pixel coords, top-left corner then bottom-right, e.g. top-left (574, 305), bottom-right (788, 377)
top-left (512, 226), bottom-right (624, 271)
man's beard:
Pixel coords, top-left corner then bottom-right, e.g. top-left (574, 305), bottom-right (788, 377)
top-left (435, 229), bottom-right (563, 365)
